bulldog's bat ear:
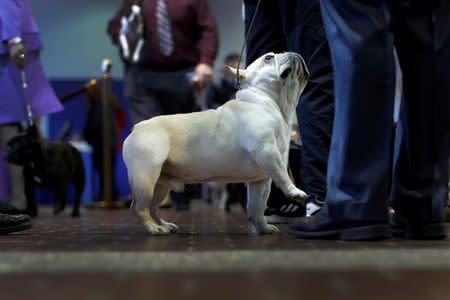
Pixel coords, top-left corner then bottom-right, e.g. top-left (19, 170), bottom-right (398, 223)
top-left (225, 66), bottom-right (246, 80)
top-left (299, 56), bottom-right (310, 81)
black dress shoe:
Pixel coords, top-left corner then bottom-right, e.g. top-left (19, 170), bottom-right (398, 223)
top-left (288, 210), bottom-right (390, 241)
top-left (390, 212), bottom-right (447, 240)
top-left (0, 213), bottom-right (32, 234)
top-left (0, 202), bottom-right (37, 217)
top-left (0, 202), bottom-right (24, 215)
top-left (389, 212), bottom-right (406, 237)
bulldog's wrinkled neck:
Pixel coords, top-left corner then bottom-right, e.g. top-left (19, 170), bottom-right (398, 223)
top-left (237, 88), bottom-right (276, 106)
top-left (236, 88), bottom-right (293, 124)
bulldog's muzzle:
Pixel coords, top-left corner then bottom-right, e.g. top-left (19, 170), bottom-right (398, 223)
top-left (279, 52), bottom-right (310, 81)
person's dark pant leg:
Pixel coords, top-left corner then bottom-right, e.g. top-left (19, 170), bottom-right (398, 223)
top-left (244, 0), bottom-right (286, 64)
top-left (124, 66), bottom-right (164, 125)
top-left (125, 66), bottom-right (196, 124)
top-left (319, 0), bottom-right (395, 221)
top-left (245, 0), bottom-right (333, 207)
top-left (390, 0), bottom-right (450, 223)
top-left (280, 0), bottom-right (334, 205)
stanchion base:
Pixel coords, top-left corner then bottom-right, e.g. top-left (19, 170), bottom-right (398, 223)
top-left (85, 200), bottom-right (130, 210)
top-left (446, 206), bottom-right (450, 222)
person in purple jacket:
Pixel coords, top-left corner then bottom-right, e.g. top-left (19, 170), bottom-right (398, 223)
top-left (0, 0), bottom-right (62, 233)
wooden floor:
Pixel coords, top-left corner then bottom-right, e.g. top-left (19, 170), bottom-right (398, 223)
top-left (2, 201), bottom-right (450, 300)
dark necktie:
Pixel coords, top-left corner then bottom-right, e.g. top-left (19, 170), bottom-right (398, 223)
top-left (156, 0), bottom-right (174, 56)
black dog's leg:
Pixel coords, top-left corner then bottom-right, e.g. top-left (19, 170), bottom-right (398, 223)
top-left (23, 166), bottom-right (38, 217)
top-left (72, 178), bottom-right (83, 218)
top-left (53, 183), bottom-right (67, 216)
top-left (71, 151), bottom-right (85, 217)
top-left (72, 191), bottom-right (81, 217)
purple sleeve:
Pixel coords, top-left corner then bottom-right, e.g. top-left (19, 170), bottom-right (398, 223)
top-left (0, 0), bottom-right (23, 43)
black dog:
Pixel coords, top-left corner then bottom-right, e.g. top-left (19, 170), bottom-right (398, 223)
top-left (3, 125), bottom-right (85, 217)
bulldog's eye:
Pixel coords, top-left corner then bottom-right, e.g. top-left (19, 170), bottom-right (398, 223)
top-left (264, 55), bottom-right (274, 62)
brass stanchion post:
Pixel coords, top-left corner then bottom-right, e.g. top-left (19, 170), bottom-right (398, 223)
top-left (86, 59), bottom-right (127, 209)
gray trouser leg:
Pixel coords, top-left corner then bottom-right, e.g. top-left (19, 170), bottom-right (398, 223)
top-left (0, 125), bottom-right (26, 209)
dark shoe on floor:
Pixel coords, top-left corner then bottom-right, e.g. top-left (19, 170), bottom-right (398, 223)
top-left (0, 202), bottom-right (36, 216)
top-left (390, 212), bottom-right (447, 240)
top-left (0, 202), bottom-right (25, 215)
top-left (264, 197), bottom-right (306, 224)
top-left (0, 213), bottom-right (32, 234)
top-left (288, 210), bottom-right (390, 241)
top-left (389, 212), bottom-right (406, 237)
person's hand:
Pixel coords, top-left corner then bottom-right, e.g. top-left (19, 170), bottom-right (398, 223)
top-left (8, 39), bottom-right (27, 69)
top-left (192, 63), bottom-right (213, 92)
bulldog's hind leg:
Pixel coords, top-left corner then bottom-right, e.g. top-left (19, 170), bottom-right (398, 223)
top-left (247, 179), bottom-right (279, 234)
top-left (131, 172), bottom-right (170, 236)
top-left (150, 183), bottom-right (179, 233)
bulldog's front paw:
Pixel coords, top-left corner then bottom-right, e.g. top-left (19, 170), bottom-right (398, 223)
top-left (254, 222), bottom-right (280, 234)
top-left (161, 220), bottom-right (179, 233)
top-left (144, 221), bottom-right (171, 236)
top-left (287, 187), bottom-right (308, 202)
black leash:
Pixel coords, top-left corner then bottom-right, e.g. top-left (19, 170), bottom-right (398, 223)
top-left (236, 0), bottom-right (261, 90)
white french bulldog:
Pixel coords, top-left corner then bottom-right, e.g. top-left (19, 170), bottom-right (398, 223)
top-left (123, 52), bottom-right (310, 235)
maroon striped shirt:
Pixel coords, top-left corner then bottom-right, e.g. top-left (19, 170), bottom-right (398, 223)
top-left (107, 0), bottom-right (219, 69)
